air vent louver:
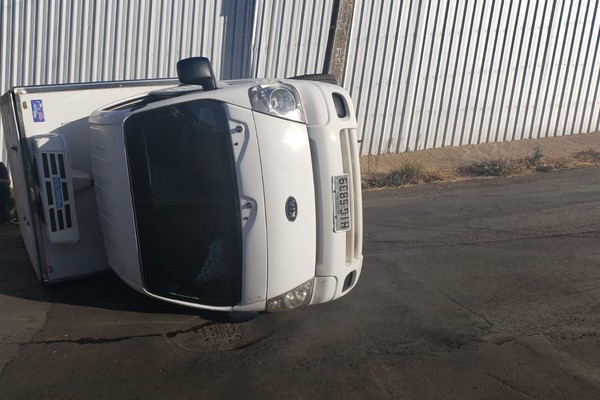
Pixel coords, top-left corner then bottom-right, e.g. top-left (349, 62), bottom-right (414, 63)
top-left (33, 135), bottom-right (79, 244)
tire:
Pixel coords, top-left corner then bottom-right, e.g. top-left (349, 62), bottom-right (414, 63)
top-left (287, 73), bottom-right (339, 86)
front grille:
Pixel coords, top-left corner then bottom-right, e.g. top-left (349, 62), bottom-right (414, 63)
top-left (339, 128), bottom-right (363, 264)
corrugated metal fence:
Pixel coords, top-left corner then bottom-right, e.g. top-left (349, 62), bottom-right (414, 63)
top-left (0, 0), bottom-right (334, 162)
top-left (251, 0), bottom-right (333, 78)
top-left (0, 0), bottom-right (253, 85)
top-left (2, 0), bottom-right (600, 160)
top-left (346, 0), bottom-right (600, 154)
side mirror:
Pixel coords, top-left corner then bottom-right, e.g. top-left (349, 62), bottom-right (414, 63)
top-left (176, 57), bottom-right (217, 91)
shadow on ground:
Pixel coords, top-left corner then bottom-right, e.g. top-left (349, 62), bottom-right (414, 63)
top-left (0, 224), bottom-right (256, 322)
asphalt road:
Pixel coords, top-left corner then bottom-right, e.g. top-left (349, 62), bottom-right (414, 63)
top-left (1, 166), bottom-right (599, 399)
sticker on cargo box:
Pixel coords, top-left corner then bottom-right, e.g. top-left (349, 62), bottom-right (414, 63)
top-left (53, 176), bottom-right (63, 209)
top-left (31, 99), bottom-right (45, 122)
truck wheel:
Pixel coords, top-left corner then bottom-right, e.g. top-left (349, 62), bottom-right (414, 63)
top-left (288, 74), bottom-right (339, 86)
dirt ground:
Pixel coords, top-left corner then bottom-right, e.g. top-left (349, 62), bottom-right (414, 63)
top-left (361, 131), bottom-right (600, 175)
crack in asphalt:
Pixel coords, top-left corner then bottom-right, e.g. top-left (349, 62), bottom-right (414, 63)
top-left (437, 289), bottom-right (495, 329)
top-left (514, 337), bottom-right (600, 388)
top-left (485, 331), bottom-right (600, 348)
top-left (22, 322), bottom-right (215, 346)
top-left (0, 303), bottom-right (52, 380)
top-left (493, 337), bottom-right (516, 346)
top-left (561, 332), bottom-right (598, 341)
top-left (485, 372), bottom-right (535, 399)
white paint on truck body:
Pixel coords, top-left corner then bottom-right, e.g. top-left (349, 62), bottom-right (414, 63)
top-left (1, 76), bottom-right (363, 313)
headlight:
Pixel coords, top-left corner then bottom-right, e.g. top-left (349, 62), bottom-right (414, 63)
top-left (266, 279), bottom-right (314, 312)
top-left (248, 84), bottom-right (305, 123)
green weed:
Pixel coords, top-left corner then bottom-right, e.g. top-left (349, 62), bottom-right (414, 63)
top-left (526, 145), bottom-right (544, 167)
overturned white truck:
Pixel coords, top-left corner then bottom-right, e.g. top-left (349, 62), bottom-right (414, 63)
top-left (0, 57), bottom-right (363, 313)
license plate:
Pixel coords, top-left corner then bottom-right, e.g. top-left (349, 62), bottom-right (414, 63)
top-left (333, 174), bottom-right (351, 232)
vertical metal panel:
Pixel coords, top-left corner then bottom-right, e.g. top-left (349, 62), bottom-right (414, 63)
top-left (471, 1), bottom-right (499, 144)
top-left (0, 0), bottom-right (256, 162)
top-left (250, 0), bottom-right (334, 78)
top-left (450, 1), bottom-right (482, 147)
top-left (0, 0), bottom-right (331, 162)
top-left (567, 1), bottom-right (600, 132)
top-left (424, 0), bottom-right (452, 149)
top-left (586, 7), bottom-right (600, 132)
top-left (567, 0), bottom-right (598, 135)
top-left (345, 0), bottom-right (600, 155)
top-left (3, 0), bottom-right (600, 160)
top-left (518, 0), bottom-right (550, 140)
top-left (507, 0), bottom-right (537, 141)
top-left (433, 1), bottom-right (463, 148)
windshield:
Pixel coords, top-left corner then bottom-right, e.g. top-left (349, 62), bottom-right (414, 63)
top-left (124, 100), bottom-right (242, 306)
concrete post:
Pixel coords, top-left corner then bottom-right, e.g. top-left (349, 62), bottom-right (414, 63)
top-left (324, 0), bottom-right (355, 86)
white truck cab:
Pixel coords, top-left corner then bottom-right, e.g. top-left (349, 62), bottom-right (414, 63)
top-left (0, 57), bottom-right (362, 313)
